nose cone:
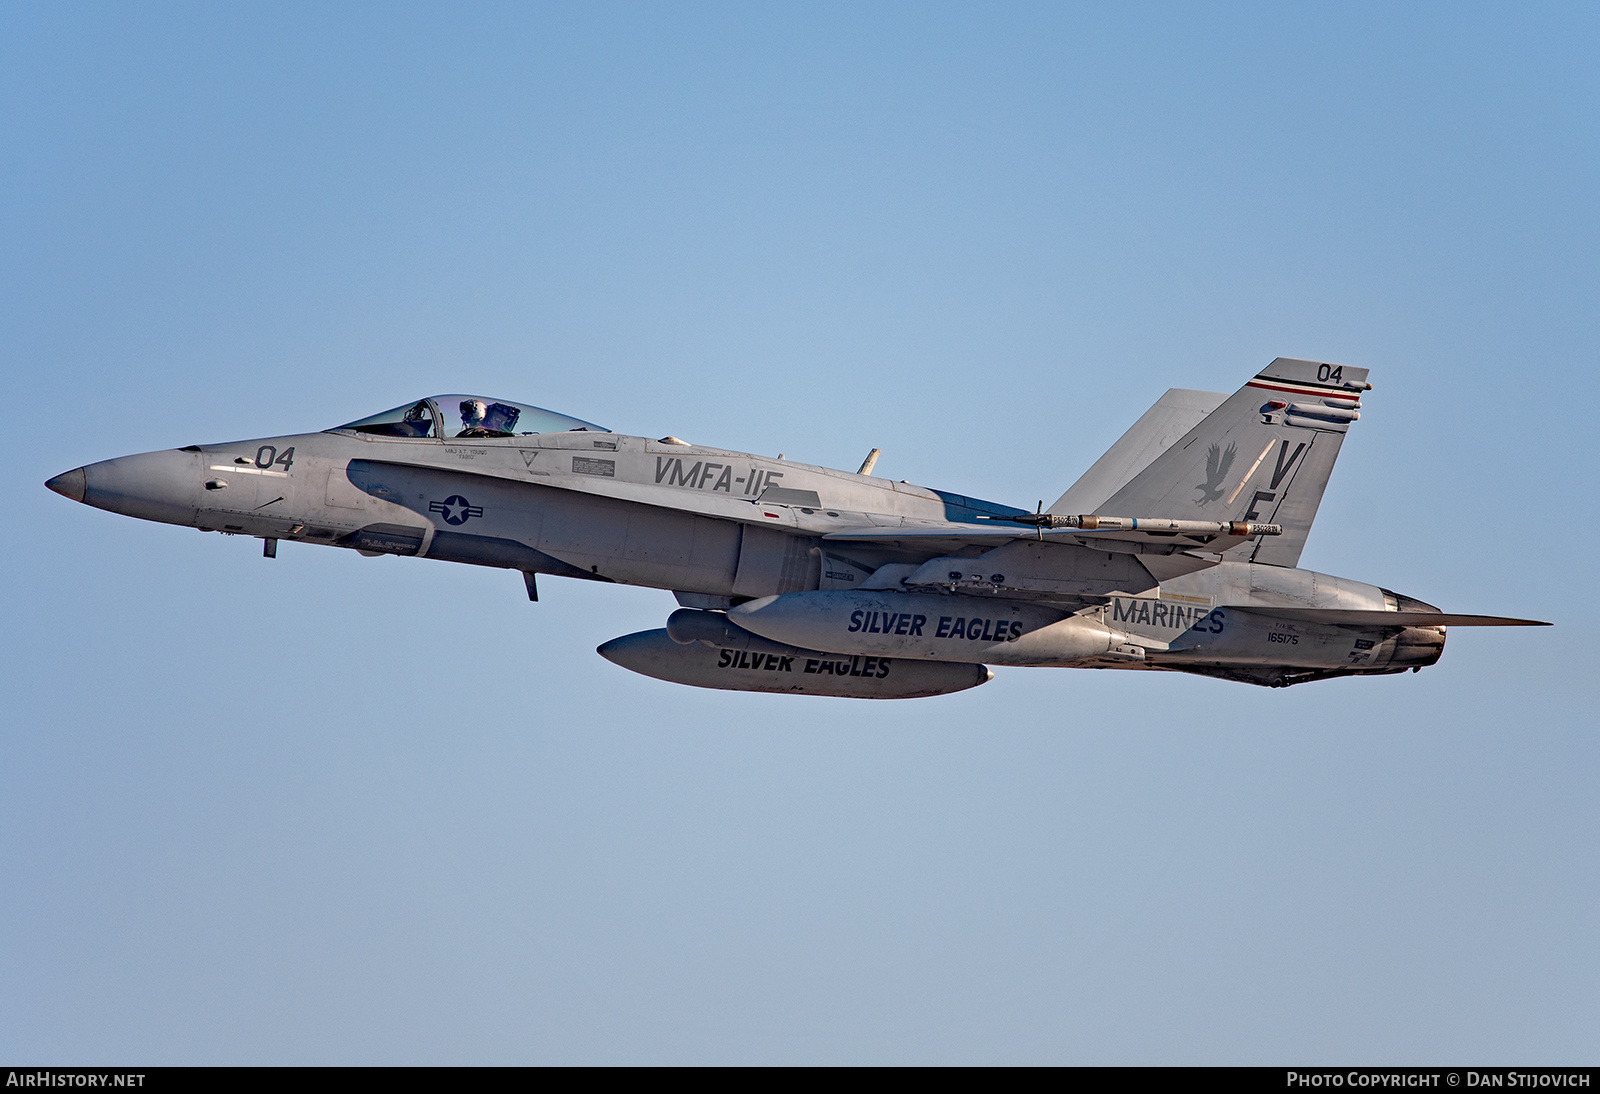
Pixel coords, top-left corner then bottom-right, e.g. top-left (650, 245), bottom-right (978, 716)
top-left (70, 448), bottom-right (203, 526)
top-left (46, 467), bottom-right (87, 503)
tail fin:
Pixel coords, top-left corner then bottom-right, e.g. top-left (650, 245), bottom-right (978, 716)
top-left (1050, 388), bottom-right (1227, 514)
top-left (1086, 358), bottom-right (1370, 567)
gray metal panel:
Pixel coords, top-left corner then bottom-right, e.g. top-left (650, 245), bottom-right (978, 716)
top-left (1050, 389), bottom-right (1226, 514)
top-left (427, 530), bottom-right (597, 579)
top-left (620, 505), bottom-right (742, 591)
top-left (1248, 431), bottom-right (1343, 568)
top-left (733, 525), bottom-right (821, 598)
top-left (674, 591), bottom-right (738, 610)
top-left (901, 539), bottom-right (1157, 602)
top-left (338, 523), bottom-right (425, 555)
top-left (758, 485), bottom-right (823, 508)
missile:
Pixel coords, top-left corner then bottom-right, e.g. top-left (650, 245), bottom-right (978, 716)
top-left (597, 628), bottom-right (992, 699)
top-left (727, 590), bottom-right (1118, 667)
top-left (982, 513), bottom-right (1282, 536)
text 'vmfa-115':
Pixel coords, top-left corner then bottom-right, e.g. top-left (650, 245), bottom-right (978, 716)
top-left (47, 362), bottom-right (1546, 698)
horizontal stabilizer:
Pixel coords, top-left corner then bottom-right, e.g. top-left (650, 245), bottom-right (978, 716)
top-left (1235, 607), bottom-right (1550, 627)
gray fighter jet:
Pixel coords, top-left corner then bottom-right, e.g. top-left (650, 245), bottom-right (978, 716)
top-left (46, 358), bottom-right (1546, 698)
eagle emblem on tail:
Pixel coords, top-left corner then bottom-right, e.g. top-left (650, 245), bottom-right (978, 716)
top-left (1194, 442), bottom-right (1236, 506)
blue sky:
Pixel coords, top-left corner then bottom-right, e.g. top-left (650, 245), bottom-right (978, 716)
top-left (3, 2), bottom-right (1596, 1063)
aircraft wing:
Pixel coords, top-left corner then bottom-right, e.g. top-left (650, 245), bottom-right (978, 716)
top-left (823, 521), bottom-right (1255, 552)
top-left (1230, 607), bottom-right (1551, 627)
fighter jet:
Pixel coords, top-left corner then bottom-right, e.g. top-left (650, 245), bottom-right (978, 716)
top-left (46, 358), bottom-right (1547, 698)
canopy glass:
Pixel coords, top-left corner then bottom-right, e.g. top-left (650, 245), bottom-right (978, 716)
top-left (334, 396), bottom-right (608, 439)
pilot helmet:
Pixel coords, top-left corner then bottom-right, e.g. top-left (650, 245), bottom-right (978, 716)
top-left (459, 399), bottom-right (488, 427)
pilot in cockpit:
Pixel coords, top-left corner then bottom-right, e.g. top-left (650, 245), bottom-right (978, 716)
top-left (458, 399), bottom-right (489, 435)
top-left (457, 399), bottom-right (522, 438)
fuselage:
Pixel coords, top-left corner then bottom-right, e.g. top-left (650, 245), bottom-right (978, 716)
top-left (47, 416), bottom-right (1445, 688)
top-left (52, 425), bottom-right (1016, 587)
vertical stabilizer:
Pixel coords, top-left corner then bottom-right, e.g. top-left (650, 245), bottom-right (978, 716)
top-left (1092, 358), bottom-right (1370, 567)
top-left (1050, 388), bottom-right (1227, 514)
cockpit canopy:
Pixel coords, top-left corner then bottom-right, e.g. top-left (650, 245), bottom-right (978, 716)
top-left (333, 395), bottom-right (608, 439)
